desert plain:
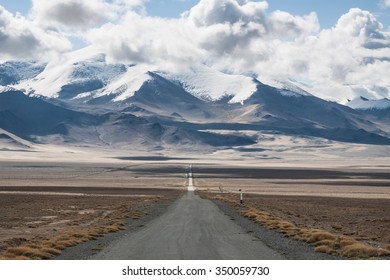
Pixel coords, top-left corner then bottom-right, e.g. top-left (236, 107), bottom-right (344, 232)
top-left (0, 138), bottom-right (390, 259)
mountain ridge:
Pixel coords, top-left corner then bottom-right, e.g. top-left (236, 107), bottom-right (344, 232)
top-left (1, 49), bottom-right (390, 149)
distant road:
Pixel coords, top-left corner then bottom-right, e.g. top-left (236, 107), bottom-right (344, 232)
top-left (187, 164), bottom-right (195, 192)
top-left (92, 165), bottom-right (284, 260)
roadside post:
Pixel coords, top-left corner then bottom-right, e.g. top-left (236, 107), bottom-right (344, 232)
top-left (239, 189), bottom-right (243, 215)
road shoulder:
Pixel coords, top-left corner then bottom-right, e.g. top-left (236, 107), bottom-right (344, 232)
top-left (212, 199), bottom-right (343, 260)
top-left (54, 197), bottom-right (178, 260)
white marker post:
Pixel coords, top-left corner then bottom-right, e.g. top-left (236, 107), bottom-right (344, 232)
top-left (239, 189), bottom-right (243, 215)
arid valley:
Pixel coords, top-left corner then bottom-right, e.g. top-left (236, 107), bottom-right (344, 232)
top-left (1, 143), bottom-right (389, 260)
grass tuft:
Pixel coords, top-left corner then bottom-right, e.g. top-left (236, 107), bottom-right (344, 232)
top-left (5, 246), bottom-right (51, 260)
top-left (315, 245), bottom-right (337, 255)
top-left (130, 211), bottom-right (143, 220)
top-left (41, 247), bottom-right (62, 256)
top-left (306, 231), bottom-right (337, 243)
top-left (342, 244), bottom-right (390, 259)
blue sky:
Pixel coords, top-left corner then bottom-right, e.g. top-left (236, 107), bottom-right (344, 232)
top-left (267, 0), bottom-right (390, 28)
top-left (1, 0), bottom-right (389, 29)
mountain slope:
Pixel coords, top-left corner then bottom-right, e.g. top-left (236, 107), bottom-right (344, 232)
top-left (3, 47), bottom-right (388, 111)
top-left (0, 128), bottom-right (33, 150)
top-left (0, 90), bottom-right (254, 149)
top-left (0, 90), bottom-right (95, 138)
top-left (0, 47), bottom-right (389, 147)
top-left (97, 113), bottom-right (254, 149)
top-left (235, 83), bottom-right (390, 144)
top-left (156, 82), bottom-right (390, 145)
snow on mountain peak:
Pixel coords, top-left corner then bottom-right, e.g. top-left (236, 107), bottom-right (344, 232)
top-left (0, 85), bottom-right (16, 93)
top-left (12, 45), bottom-right (388, 110)
top-left (16, 46), bottom-right (104, 98)
top-left (100, 64), bottom-right (154, 102)
top-left (161, 65), bottom-right (258, 104)
top-left (346, 96), bottom-right (390, 110)
top-left (266, 79), bottom-right (313, 97)
top-left (1, 44), bottom-right (388, 111)
top-left (16, 47), bottom-right (151, 101)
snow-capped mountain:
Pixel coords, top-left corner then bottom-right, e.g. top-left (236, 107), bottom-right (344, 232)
top-left (162, 65), bottom-right (258, 104)
top-left (9, 48), bottom-right (390, 110)
top-left (1, 47), bottom-right (390, 149)
top-left (17, 47), bottom-right (128, 99)
top-left (0, 61), bottom-right (45, 86)
top-left (346, 96), bottom-right (390, 110)
top-left (16, 48), bottom-right (260, 106)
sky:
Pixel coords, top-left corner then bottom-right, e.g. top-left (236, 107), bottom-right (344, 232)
top-left (0, 0), bottom-right (389, 102)
top-left (1, 0), bottom-right (390, 28)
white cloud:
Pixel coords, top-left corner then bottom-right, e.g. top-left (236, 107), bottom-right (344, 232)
top-left (275, 8), bottom-right (390, 102)
top-left (186, 0), bottom-right (269, 56)
top-left (187, 0), bottom-right (269, 27)
top-left (0, 6), bottom-right (71, 60)
top-left (30, 0), bottom-right (146, 30)
top-left (31, 0), bottom-right (109, 29)
top-left (380, 0), bottom-right (390, 8)
top-left (86, 12), bottom-right (203, 71)
top-left (86, 0), bottom-right (320, 70)
top-left (269, 11), bottom-right (320, 38)
top-left (186, 0), bottom-right (319, 55)
top-left (0, 0), bottom-right (145, 61)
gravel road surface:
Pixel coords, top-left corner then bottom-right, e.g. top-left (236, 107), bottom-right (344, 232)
top-left (91, 191), bottom-right (285, 260)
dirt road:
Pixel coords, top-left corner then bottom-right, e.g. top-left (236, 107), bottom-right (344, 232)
top-left (92, 192), bottom-right (284, 260)
top-left (91, 166), bottom-right (284, 260)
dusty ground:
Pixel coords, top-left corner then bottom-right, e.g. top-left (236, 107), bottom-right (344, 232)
top-left (0, 161), bottom-right (186, 188)
top-left (195, 165), bottom-right (390, 258)
top-left (1, 160), bottom-right (389, 259)
top-left (0, 188), bottom-right (182, 259)
top-left (0, 161), bottom-right (185, 259)
top-left (194, 165), bottom-right (390, 199)
top-left (208, 193), bottom-right (390, 249)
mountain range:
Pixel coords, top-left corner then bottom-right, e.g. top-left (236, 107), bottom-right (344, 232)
top-left (1, 47), bottom-right (390, 152)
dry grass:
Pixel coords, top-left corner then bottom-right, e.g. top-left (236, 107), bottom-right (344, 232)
top-left (0, 255), bottom-right (31, 260)
top-left (315, 245), bottom-right (337, 255)
top-left (0, 220), bottom-right (129, 260)
top-left (0, 189), bottom-right (182, 260)
top-left (343, 244), bottom-right (390, 259)
top-left (5, 246), bottom-right (51, 260)
top-left (245, 206), bottom-right (390, 259)
top-left (210, 194), bottom-right (390, 259)
top-left (4, 245), bottom-right (61, 260)
top-left (102, 221), bottom-right (126, 233)
top-left (129, 211), bottom-right (143, 220)
top-left (306, 231), bottom-right (337, 243)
